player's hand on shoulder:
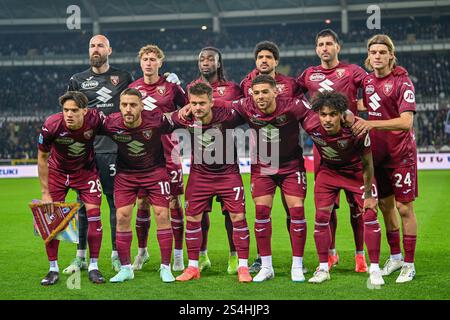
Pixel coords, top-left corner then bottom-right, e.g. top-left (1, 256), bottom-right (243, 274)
top-left (341, 110), bottom-right (355, 127)
top-left (164, 72), bottom-right (181, 85)
top-left (178, 103), bottom-right (192, 121)
top-left (351, 117), bottom-right (373, 136)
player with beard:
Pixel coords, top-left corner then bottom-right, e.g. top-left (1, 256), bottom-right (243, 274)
top-left (241, 41), bottom-right (305, 274)
top-left (128, 44), bottom-right (188, 273)
top-left (171, 83), bottom-right (252, 283)
top-left (186, 47), bottom-right (243, 275)
top-left (102, 88), bottom-right (176, 283)
top-left (64, 35), bottom-right (133, 275)
top-left (351, 35), bottom-right (418, 283)
top-left (297, 29), bottom-right (368, 273)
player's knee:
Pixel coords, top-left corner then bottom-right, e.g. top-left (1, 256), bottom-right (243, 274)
top-left (255, 205), bottom-right (271, 220)
top-left (396, 201), bottom-right (415, 219)
top-left (229, 212), bottom-right (245, 222)
top-left (315, 209), bottom-right (332, 226)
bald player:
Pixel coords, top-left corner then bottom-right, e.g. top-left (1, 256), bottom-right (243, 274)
top-left (65, 34), bottom-right (134, 274)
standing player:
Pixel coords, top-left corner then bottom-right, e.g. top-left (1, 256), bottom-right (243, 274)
top-left (128, 44), bottom-right (188, 272)
top-left (101, 88), bottom-right (175, 283)
top-left (301, 91), bottom-right (383, 286)
top-left (186, 47), bottom-right (243, 274)
top-left (172, 83), bottom-right (252, 283)
top-left (221, 75), bottom-right (311, 282)
top-left (65, 35), bottom-right (133, 274)
top-left (297, 29), bottom-right (368, 272)
top-left (240, 41), bottom-right (304, 273)
top-left (37, 91), bottom-right (105, 285)
top-left (351, 34), bottom-right (418, 283)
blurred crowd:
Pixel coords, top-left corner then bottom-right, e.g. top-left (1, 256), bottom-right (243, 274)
top-left (0, 16), bottom-right (449, 57)
top-left (1, 16), bottom-right (449, 159)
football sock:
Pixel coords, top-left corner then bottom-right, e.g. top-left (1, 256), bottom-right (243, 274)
top-left (188, 260), bottom-right (199, 268)
top-left (77, 250), bottom-right (86, 259)
top-left (254, 205), bottom-right (272, 257)
top-left (77, 203), bottom-right (88, 251)
top-left (88, 258), bottom-right (98, 271)
top-left (239, 259), bottom-right (248, 268)
top-left (224, 211), bottom-right (236, 252)
top-left (403, 234), bottom-right (417, 263)
top-left (171, 207), bottom-right (184, 251)
top-left (319, 263), bottom-right (329, 272)
top-left (136, 208), bottom-right (150, 249)
top-left (116, 231), bottom-right (132, 266)
top-left (232, 219), bottom-right (250, 260)
top-left (46, 239), bottom-right (59, 262)
top-left (138, 247), bottom-right (148, 256)
top-left (314, 210), bottom-right (332, 263)
top-left (329, 208), bottom-right (337, 250)
top-left (49, 260), bottom-right (59, 272)
top-left (157, 228), bottom-right (173, 266)
top-left (292, 256), bottom-right (303, 269)
top-left (200, 213), bottom-right (210, 252)
top-left (369, 263), bottom-right (380, 273)
top-left (386, 229), bottom-right (402, 256)
top-left (186, 221), bottom-right (202, 261)
top-left (350, 205), bottom-right (365, 252)
top-left (261, 255), bottom-right (272, 268)
top-left (288, 207), bottom-right (307, 257)
top-left (87, 208), bottom-right (102, 259)
top-left (106, 194), bottom-right (117, 251)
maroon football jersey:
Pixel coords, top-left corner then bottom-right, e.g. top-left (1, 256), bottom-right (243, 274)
top-left (128, 76), bottom-right (188, 112)
top-left (297, 62), bottom-right (367, 114)
top-left (171, 107), bottom-right (245, 175)
top-left (129, 76), bottom-right (188, 167)
top-left (240, 69), bottom-right (300, 98)
top-left (302, 114), bottom-right (371, 171)
top-left (38, 109), bottom-right (101, 173)
top-left (187, 78), bottom-right (243, 102)
top-left (225, 96), bottom-right (313, 174)
top-left (100, 110), bottom-right (173, 173)
top-left (362, 66), bottom-right (417, 168)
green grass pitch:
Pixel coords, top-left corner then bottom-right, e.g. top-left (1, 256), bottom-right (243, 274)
top-left (0, 171), bottom-right (449, 300)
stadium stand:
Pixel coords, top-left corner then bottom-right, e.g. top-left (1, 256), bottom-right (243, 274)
top-left (1, 15), bottom-right (449, 159)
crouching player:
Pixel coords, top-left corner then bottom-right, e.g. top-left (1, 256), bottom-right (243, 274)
top-left (173, 83), bottom-right (252, 283)
top-left (37, 91), bottom-right (105, 285)
top-left (100, 88), bottom-right (175, 283)
top-left (304, 92), bottom-right (384, 286)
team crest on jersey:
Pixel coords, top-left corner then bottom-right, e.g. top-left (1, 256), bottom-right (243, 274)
top-left (383, 82), bottom-right (394, 96)
top-left (142, 130), bottom-right (153, 140)
top-left (275, 114), bottom-right (288, 125)
top-left (365, 85), bottom-right (375, 95)
top-left (157, 86), bottom-right (166, 96)
top-left (337, 139), bottom-right (349, 150)
top-left (217, 86), bottom-right (226, 96)
top-left (336, 68), bottom-right (346, 79)
top-left (311, 136), bottom-right (327, 146)
top-left (110, 75), bottom-right (120, 86)
top-left (276, 84), bottom-right (286, 94)
top-left (309, 73), bottom-right (326, 82)
top-left (83, 129), bottom-right (94, 140)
